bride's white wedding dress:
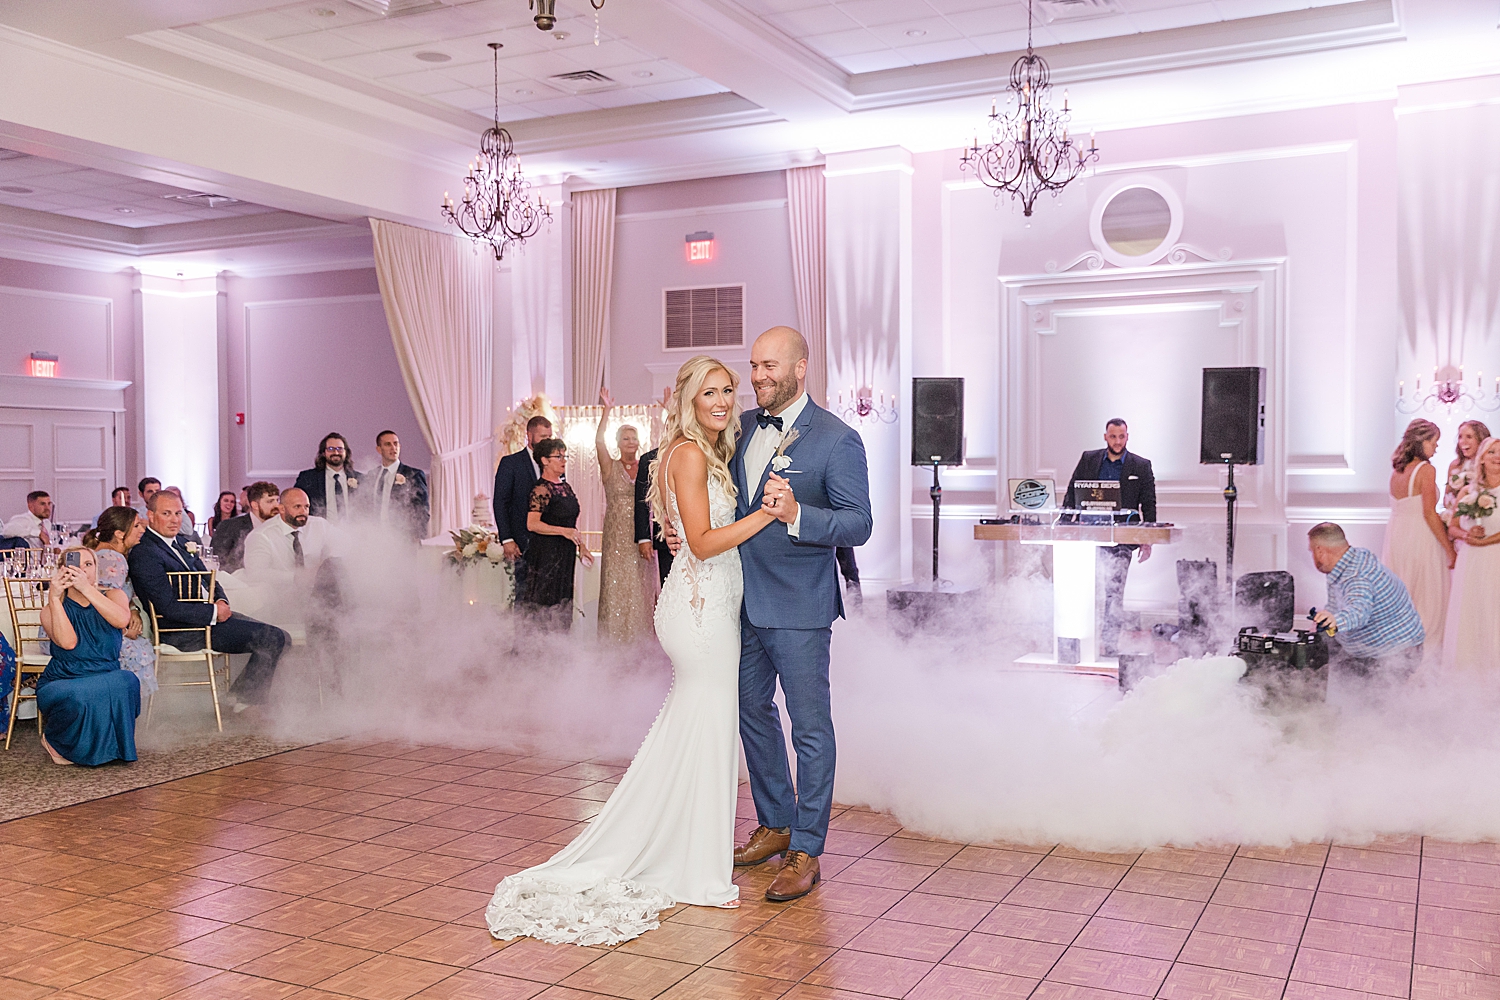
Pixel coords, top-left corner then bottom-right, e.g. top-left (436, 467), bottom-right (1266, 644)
top-left (485, 447), bottom-right (742, 945)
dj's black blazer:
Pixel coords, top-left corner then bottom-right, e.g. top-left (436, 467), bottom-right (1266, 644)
top-left (1062, 449), bottom-right (1157, 523)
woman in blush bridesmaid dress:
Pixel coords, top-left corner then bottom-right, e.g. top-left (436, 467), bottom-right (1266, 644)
top-left (1383, 419), bottom-right (1456, 657)
top-left (1443, 437), bottom-right (1500, 673)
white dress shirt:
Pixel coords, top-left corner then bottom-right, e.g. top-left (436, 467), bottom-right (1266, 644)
top-left (1, 510), bottom-right (46, 547)
top-left (375, 460), bottom-right (400, 523)
top-left (744, 391), bottom-right (807, 538)
top-left (243, 514), bottom-right (331, 588)
top-left (324, 467), bottom-right (353, 521)
top-left (148, 527), bottom-right (193, 567)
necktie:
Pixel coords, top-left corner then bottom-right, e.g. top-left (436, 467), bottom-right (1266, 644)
top-left (377, 468), bottom-right (389, 513)
top-left (756, 413), bottom-right (783, 431)
top-left (291, 530), bottom-right (304, 568)
top-left (333, 474), bottom-right (345, 517)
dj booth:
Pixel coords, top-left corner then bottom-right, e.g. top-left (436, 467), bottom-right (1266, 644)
top-left (975, 518), bottom-right (1182, 673)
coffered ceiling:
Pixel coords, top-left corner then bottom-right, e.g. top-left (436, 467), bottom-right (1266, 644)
top-left (0, 0), bottom-right (1494, 271)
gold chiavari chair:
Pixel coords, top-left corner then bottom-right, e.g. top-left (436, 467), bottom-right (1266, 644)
top-left (3, 577), bottom-right (51, 749)
top-left (146, 569), bottom-right (232, 732)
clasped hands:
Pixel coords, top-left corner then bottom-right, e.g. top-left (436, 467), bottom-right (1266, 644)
top-left (661, 473), bottom-right (796, 555)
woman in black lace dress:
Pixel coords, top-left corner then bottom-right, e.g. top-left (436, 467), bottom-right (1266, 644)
top-left (519, 438), bottom-right (594, 627)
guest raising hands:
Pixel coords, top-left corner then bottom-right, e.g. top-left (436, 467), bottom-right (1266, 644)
top-left (35, 547), bottom-right (139, 766)
top-left (518, 438), bottom-right (594, 629)
top-left (595, 388), bottom-right (653, 643)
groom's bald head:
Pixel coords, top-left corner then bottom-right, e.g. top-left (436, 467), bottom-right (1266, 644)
top-left (751, 326), bottom-right (809, 415)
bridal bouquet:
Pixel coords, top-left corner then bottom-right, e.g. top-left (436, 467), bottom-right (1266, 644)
top-left (445, 526), bottom-right (505, 568)
top-left (1455, 486), bottom-right (1497, 529)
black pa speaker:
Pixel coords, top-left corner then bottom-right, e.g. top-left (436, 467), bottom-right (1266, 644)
top-left (1200, 367), bottom-right (1265, 465)
top-left (912, 377), bottom-right (964, 466)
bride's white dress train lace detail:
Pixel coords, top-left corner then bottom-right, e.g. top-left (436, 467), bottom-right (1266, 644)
top-left (485, 452), bottom-right (743, 946)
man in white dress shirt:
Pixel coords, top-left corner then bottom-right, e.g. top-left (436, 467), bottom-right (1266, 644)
top-left (2, 491), bottom-right (52, 547)
top-left (243, 488), bottom-right (331, 590)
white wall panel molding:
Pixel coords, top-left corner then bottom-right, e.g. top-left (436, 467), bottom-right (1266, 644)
top-left (0, 374), bottom-right (129, 413)
top-left (1000, 259), bottom-right (1290, 524)
top-left (0, 283), bottom-right (114, 381)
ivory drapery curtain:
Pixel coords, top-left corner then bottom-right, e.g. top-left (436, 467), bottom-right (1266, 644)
top-left (571, 188), bottom-right (616, 403)
top-left (369, 218), bottom-right (494, 537)
top-left (786, 165), bottom-right (828, 405)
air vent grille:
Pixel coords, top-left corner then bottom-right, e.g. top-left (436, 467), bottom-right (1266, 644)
top-left (549, 69), bottom-right (617, 93)
top-left (665, 286), bottom-right (744, 350)
top-left (1037, 0), bottom-right (1121, 22)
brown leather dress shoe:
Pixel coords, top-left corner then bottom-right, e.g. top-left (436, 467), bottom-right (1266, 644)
top-left (734, 826), bottom-right (791, 867)
top-left (765, 851), bottom-right (820, 902)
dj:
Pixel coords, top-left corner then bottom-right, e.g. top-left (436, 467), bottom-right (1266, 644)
top-left (1062, 418), bottom-right (1157, 656)
top-left (1308, 522), bottom-right (1424, 678)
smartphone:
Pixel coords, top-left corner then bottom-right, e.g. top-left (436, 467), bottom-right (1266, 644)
top-left (64, 551), bottom-right (81, 568)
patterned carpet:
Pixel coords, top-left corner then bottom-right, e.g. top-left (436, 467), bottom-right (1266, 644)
top-left (0, 720), bottom-right (306, 824)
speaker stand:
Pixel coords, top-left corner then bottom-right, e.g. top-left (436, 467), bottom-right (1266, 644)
top-left (929, 462), bottom-right (942, 588)
top-left (1223, 462), bottom-right (1238, 645)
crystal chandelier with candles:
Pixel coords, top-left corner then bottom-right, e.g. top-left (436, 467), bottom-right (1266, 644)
top-left (959, 1), bottom-right (1099, 216)
top-left (1397, 365), bottom-right (1500, 415)
top-left (441, 42), bottom-right (551, 261)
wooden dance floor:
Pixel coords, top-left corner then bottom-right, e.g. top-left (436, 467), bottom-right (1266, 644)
top-left (0, 738), bottom-right (1489, 1000)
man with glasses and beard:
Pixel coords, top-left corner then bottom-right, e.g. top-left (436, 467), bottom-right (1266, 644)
top-left (294, 432), bottom-right (364, 522)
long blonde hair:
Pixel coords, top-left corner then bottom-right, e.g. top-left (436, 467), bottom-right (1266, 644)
top-left (648, 356), bottom-right (741, 527)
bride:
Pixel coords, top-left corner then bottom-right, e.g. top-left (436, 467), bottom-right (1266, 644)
top-left (486, 356), bottom-right (784, 946)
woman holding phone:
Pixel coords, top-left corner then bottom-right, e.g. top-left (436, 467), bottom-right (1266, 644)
top-left (35, 546), bottom-right (139, 766)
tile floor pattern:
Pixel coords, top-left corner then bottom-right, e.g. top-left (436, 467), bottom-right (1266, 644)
top-left (0, 739), bottom-right (1496, 1000)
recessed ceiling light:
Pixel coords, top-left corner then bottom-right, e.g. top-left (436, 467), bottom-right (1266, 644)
top-left (312, 7), bottom-right (336, 16)
top-left (905, 28), bottom-right (927, 38)
top-left (0, 185), bottom-right (33, 194)
top-left (632, 70), bottom-right (653, 78)
top-left (414, 51), bottom-right (451, 62)
top-left (552, 31), bottom-right (569, 40)
top-left (515, 88), bottom-right (533, 96)
top-left (114, 207), bottom-right (136, 214)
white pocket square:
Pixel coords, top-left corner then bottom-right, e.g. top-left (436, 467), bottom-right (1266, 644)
top-left (1128, 475), bottom-right (1139, 480)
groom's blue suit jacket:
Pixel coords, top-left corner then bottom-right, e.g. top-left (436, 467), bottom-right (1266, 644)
top-left (732, 399), bottom-right (872, 630)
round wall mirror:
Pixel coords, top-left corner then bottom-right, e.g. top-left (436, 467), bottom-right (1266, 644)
top-left (1088, 177), bottom-right (1183, 267)
top-left (1100, 187), bottom-right (1172, 257)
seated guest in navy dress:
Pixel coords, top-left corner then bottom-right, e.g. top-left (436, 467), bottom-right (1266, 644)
top-left (35, 546), bottom-right (139, 766)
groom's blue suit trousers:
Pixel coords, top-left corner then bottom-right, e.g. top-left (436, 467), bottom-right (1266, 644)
top-left (739, 610), bottom-right (835, 858)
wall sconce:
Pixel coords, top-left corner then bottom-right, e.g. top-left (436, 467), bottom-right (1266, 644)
top-left (28, 352), bottom-right (58, 378)
top-left (686, 230), bottom-right (714, 263)
top-left (835, 386), bottom-right (897, 425)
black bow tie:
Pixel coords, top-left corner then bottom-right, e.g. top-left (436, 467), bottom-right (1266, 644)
top-left (756, 413), bottom-right (783, 431)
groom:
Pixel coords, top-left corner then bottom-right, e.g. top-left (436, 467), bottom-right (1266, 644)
top-left (733, 326), bottom-right (872, 901)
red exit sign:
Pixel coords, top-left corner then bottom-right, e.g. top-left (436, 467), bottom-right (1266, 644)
top-left (685, 230), bottom-right (714, 263)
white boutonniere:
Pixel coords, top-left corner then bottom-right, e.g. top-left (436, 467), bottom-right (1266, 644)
top-left (185, 541), bottom-right (200, 555)
top-left (770, 428), bottom-right (800, 473)
top-left (347, 478), bottom-right (359, 489)
top-left (394, 473), bottom-right (406, 486)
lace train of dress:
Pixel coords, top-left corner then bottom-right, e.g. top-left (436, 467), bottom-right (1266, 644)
top-left (486, 449), bottom-right (743, 945)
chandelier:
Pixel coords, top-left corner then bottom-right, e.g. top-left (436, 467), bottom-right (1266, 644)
top-left (959, 1), bottom-right (1098, 216)
top-left (441, 42), bottom-right (551, 260)
top-left (530, 0), bottom-right (605, 31)
top-left (1398, 366), bottom-right (1500, 415)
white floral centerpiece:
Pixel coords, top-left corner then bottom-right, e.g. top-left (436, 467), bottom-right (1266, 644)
top-left (445, 525), bottom-right (504, 568)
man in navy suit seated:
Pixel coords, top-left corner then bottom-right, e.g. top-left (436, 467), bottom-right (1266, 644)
top-left (1062, 417), bottom-right (1158, 656)
top-left (293, 432), bottom-right (364, 522)
top-left (492, 415), bottom-right (552, 597)
top-left (128, 490), bottom-right (289, 712)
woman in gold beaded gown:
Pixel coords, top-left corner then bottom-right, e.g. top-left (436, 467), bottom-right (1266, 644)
top-left (595, 389), bottom-right (654, 643)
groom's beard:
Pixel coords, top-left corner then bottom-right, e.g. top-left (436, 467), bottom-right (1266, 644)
top-left (757, 372), bottom-right (800, 414)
